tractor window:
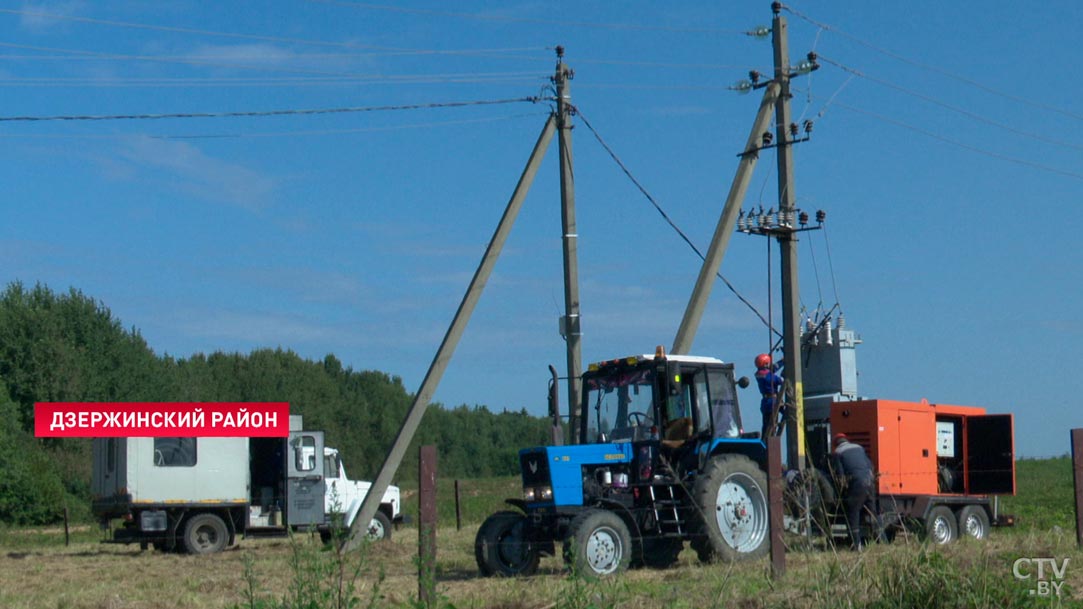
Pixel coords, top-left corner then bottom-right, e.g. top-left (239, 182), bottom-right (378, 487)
top-left (707, 369), bottom-right (741, 439)
top-left (584, 367), bottom-right (654, 443)
top-left (692, 374), bottom-right (711, 435)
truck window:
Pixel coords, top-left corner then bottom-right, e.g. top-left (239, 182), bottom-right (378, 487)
top-left (295, 436), bottom-right (317, 472)
top-left (324, 453), bottom-right (340, 478)
top-left (154, 438), bottom-right (197, 467)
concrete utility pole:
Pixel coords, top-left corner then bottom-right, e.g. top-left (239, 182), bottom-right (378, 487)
top-left (344, 116), bottom-right (557, 551)
top-left (555, 48), bottom-right (584, 444)
top-left (772, 2), bottom-right (806, 470)
top-left (671, 81), bottom-right (780, 355)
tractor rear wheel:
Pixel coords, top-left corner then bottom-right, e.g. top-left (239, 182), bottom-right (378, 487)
top-left (563, 509), bottom-right (632, 577)
top-left (690, 455), bottom-right (769, 563)
top-left (475, 511), bottom-right (540, 577)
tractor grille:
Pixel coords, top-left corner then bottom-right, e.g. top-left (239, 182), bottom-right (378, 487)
top-left (520, 450), bottom-right (551, 486)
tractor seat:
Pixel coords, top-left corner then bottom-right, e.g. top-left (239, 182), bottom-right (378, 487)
top-left (661, 417), bottom-right (693, 450)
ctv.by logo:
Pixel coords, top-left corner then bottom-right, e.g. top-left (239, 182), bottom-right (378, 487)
top-left (1012, 557), bottom-right (1069, 597)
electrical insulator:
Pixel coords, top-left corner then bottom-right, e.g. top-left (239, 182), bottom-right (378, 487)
top-left (762, 131), bottom-right (773, 146)
top-left (749, 25), bottom-right (770, 39)
top-left (799, 211), bottom-right (809, 226)
top-left (749, 70), bottom-right (761, 85)
top-left (816, 209), bottom-right (826, 224)
top-left (789, 123), bottom-right (798, 137)
top-left (804, 120), bottom-right (813, 134)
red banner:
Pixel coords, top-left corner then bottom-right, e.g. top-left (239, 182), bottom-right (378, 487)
top-left (34, 402), bottom-right (290, 437)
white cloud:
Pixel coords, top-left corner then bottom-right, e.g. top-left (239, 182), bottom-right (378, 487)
top-left (18, 1), bottom-right (85, 32)
top-left (117, 136), bottom-right (277, 210)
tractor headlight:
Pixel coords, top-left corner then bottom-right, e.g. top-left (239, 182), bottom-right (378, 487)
top-left (522, 486), bottom-right (553, 502)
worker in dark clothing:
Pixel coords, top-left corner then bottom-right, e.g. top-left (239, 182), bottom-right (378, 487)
top-left (832, 433), bottom-right (877, 550)
top-left (755, 353), bottom-right (784, 438)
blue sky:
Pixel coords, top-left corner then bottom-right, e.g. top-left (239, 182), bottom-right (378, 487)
top-left (0, 1), bottom-right (1079, 458)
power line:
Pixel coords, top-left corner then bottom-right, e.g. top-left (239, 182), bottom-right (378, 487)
top-left (818, 55), bottom-right (1083, 153)
top-left (0, 112), bottom-right (548, 140)
top-left (307, 0), bottom-right (751, 35)
top-left (0, 76), bottom-right (546, 89)
top-left (0, 48), bottom-right (548, 62)
top-left (782, 3), bottom-right (1083, 123)
top-left (0, 97), bottom-right (546, 123)
top-left (827, 100), bottom-right (1083, 182)
top-left (573, 106), bottom-right (780, 336)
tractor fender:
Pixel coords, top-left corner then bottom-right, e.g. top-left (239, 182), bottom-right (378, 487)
top-left (583, 498), bottom-right (642, 539)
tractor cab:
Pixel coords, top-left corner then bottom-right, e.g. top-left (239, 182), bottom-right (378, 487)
top-left (581, 347), bottom-right (760, 475)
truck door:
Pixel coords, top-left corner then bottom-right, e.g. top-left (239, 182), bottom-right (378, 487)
top-left (966, 414), bottom-right (1015, 495)
top-left (286, 431), bottom-right (326, 526)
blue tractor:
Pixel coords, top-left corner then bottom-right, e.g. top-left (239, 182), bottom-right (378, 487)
top-left (475, 347), bottom-right (769, 577)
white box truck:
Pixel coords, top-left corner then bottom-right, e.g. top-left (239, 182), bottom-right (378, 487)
top-left (91, 415), bottom-right (404, 554)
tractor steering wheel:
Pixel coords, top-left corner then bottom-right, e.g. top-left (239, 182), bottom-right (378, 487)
top-left (628, 411), bottom-right (653, 427)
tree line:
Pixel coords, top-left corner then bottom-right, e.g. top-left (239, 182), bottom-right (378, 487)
top-left (0, 282), bottom-right (552, 525)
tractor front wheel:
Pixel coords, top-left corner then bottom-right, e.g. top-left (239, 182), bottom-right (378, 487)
top-left (690, 455), bottom-right (770, 563)
top-left (563, 509), bottom-right (632, 577)
top-left (475, 511), bottom-right (540, 577)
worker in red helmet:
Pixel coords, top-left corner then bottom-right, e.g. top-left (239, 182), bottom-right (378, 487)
top-left (755, 353), bottom-right (784, 438)
top-left (832, 433), bottom-right (877, 550)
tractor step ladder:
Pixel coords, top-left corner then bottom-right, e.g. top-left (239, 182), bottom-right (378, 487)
top-left (649, 484), bottom-right (684, 535)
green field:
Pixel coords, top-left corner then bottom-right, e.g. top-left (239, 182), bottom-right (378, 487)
top-left (1, 457), bottom-right (1079, 609)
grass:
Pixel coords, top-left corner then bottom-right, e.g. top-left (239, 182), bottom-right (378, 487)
top-left (0, 457), bottom-right (1079, 608)
top-left (999, 457), bottom-right (1075, 532)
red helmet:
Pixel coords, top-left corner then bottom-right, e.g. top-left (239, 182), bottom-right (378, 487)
top-left (755, 353), bottom-right (772, 369)
top-left (833, 433), bottom-right (848, 447)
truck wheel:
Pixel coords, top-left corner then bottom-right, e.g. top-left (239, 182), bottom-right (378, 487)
top-left (690, 455), bottom-right (769, 563)
top-left (924, 506), bottom-right (957, 545)
top-left (366, 511), bottom-right (393, 541)
top-left (637, 537), bottom-right (683, 569)
top-left (563, 509), bottom-right (632, 577)
top-left (475, 511), bottom-right (540, 577)
top-left (957, 505), bottom-right (990, 541)
top-left (182, 513), bottom-right (229, 555)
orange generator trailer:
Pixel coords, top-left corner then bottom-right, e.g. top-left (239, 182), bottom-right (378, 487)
top-left (799, 317), bottom-right (1016, 543)
top-left (824, 399), bottom-right (1016, 542)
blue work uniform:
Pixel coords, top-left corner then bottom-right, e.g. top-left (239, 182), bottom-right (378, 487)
top-left (756, 361), bottom-right (784, 437)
